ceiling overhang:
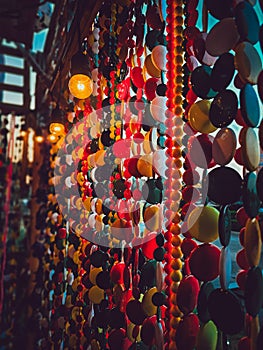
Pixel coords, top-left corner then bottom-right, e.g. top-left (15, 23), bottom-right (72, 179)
top-left (0, 0), bottom-right (39, 48)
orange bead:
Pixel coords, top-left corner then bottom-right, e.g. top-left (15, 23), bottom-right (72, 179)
top-left (174, 0), bottom-right (183, 6)
top-left (171, 235), bottom-right (182, 247)
top-left (175, 5), bottom-right (183, 14)
top-left (170, 293), bottom-right (177, 305)
top-left (171, 258), bottom-right (183, 271)
top-left (175, 35), bottom-right (183, 44)
top-left (175, 85), bottom-right (183, 93)
top-left (169, 328), bottom-right (177, 340)
top-left (170, 269), bottom-right (182, 281)
top-left (170, 316), bottom-right (181, 329)
top-left (174, 158), bottom-right (183, 168)
top-left (173, 148), bottom-right (181, 158)
top-left (175, 106), bottom-right (183, 116)
top-left (170, 223), bottom-right (181, 236)
top-left (171, 304), bottom-right (181, 317)
top-left (175, 16), bottom-right (183, 25)
top-left (175, 45), bottom-right (183, 54)
top-left (172, 212), bottom-right (181, 223)
top-left (171, 247), bottom-right (183, 259)
top-left (169, 341), bottom-right (178, 350)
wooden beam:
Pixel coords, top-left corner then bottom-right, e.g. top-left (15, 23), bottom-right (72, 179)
top-left (0, 64), bottom-right (24, 75)
top-left (23, 60), bottom-right (30, 110)
top-left (15, 43), bottom-right (51, 87)
top-left (0, 102), bottom-right (28, 116)
top-left (0, 82), bottom-right (24, 93)
top-left (0, 46), bottom-right (23, 58)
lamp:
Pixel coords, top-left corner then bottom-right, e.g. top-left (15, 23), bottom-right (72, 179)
top-left (49, 105), bottom-right (65, 135)
top-left (68, 52), bottom-right (93, 99)
top-left (47, 133), bottom-right (59, 143)
top-left (35, 127), bottom-right (44, 143)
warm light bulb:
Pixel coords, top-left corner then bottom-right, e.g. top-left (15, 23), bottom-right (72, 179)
top-left (35, 135), bottom-right (44, 143)
top-left (49, 122), bottom-right (65, 135)
top-left (68, 74), bottom-right (93, 99)
top-left (77, 82), bottom-right (85, 91)
top-left (20, 130), bottom-right (27, 137)
top-left (47, 134), bottom-right (58, 143)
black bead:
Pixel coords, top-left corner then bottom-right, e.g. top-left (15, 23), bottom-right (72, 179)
top-left (153, 247), bottom-right (165, 261)
top-left (155, 233), bottom-right (165, 247)
top-left (152, 292), bottom-right (166, 306)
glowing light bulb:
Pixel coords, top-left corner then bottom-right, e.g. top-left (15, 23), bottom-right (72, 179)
top-left (47, 134), bottom-right (58, 143)
top-left (35, 135), bottom-right (44, 143)
top-left (77, 82), bottom-right (85, 91)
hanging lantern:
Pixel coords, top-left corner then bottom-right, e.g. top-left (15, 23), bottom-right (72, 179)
top-left (68, 52), bottom-right (93, 99)
top-left (49, 105), bottom-right (65, 135)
